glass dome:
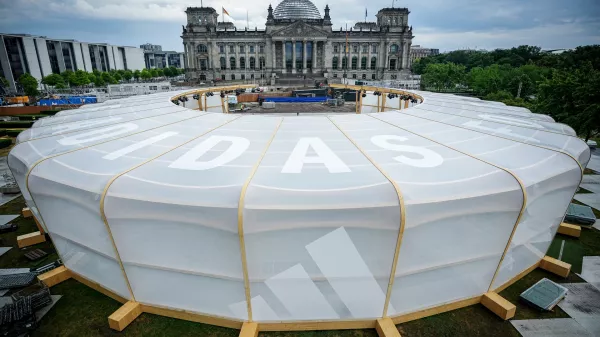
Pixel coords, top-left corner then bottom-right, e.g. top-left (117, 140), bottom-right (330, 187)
top-left (273, 0), bottom-right (322, 20)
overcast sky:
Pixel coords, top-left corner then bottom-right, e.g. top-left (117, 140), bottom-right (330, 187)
top-left (1, 0), bottom-right (599, 53)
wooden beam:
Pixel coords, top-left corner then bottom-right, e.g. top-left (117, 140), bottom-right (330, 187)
top-left (141, 304), bottom-right (243, 329)
top-left (22, 207), bottom-right (32, 218)
top-left (109, 301), bottom-right (142, 331)
top-left (375, 318), bottom-right (401, 337)
top-left (38, 266), bottom-right (71, 287)
top-left (557, 222), bottom-right (581, 238)
top-left (17, 231), bottom-right (45, 248)
top-left (33, 216), bottom-right (45, 234)
top-left (539, 256), bottom-right (571, 277)
top-left (392, 296), bottom-right (481, 324)
top-left (239, 322), bottom-right (259, 337)
top-left (481, 292), bottom-right (516, 320)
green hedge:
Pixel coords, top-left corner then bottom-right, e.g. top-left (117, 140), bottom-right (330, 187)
top-left (12, 114), bottom-right (45, 121)
top-left (0, 138), bottom-right (12, 149)
top-left (0, 121), bottom-right (34, 128)
top-left (0, 129), bottom-right (6, 137)
top-left (40, 109), bottom-right (61, 116)
top-left (6, 129), bottom-right (25, 137)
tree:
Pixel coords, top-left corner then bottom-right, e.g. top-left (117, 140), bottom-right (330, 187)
top-left (123, 70), bottom-right (133, 81)
top-left (150, 68), bottom-right (158, 78)
top-left (421, 63), bottom-right (466, 91)
top-left (101, 72), bottom-right (117, 85)
top-left (163, 67), bottom-right (172, 77)
top-left (0, 77), bottom-right (9, 88)
top-left (140, 69), bottom-right (151, 80)
top-left (60, 70), bottom-right (75, 86)
top-left (70, 70), bottom-right (90, 87)
top-left (18, 73), bottom-right (39, 97)
top-left (112, 72), bottom-right (122, 82)
top-left (41, 73), bottom-right (65, 87)
top-left (536, 62), bottom-right (600, 140)
top-left (156, 68), bottom-right (164, 77)
top-left (133, 70), bottom-right (141, 81)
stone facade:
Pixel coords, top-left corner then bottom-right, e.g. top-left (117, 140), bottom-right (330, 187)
top-left (181, 3), bottom-right (414, 82)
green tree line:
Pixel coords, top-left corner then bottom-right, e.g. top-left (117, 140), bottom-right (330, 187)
top-left (413, 45), bottom-right (600, 140)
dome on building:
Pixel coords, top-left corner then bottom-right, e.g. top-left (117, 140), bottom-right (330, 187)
top-left (273, 0), bottom-right (322, 20)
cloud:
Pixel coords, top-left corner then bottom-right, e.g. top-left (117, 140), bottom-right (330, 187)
top-left (0, 0), bottom-right (599, 52)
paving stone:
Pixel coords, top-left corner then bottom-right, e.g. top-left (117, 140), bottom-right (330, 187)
top-left (511, 318), bottom-right (592, 337)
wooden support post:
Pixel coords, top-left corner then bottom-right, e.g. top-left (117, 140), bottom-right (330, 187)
top-left (108, 301), bottom-right (142, 331)
top-left (375, 318), bottom-right (401, 337)
top-left (38, 266), bottom-right (71, 287)
top-left (358, 91), bottom-right (363, 114)
top-left (22, 207), bottom-right (32, 218)
top-left (481, 292), bottom-right (516, 320)
top-left (557, 222), bottom-right (581, 238)
top-left (17, 231), bottom-right (46, 248)
top-left (404, 100), bottom-right (409, 109)
top-left (539, 256), bottom-right (571, 277)
top-left (239, 322), bottom-right (259, 337)
top-left (381, 95), bottom-right (387, 113)
top-left (33, 216), bottom-right (45, 234)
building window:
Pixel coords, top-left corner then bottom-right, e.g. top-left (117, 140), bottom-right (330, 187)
top-left (260, 73), bottom-right (265, 78)
top-left (352, 74), bottom-right (357, 79)
top-left (390, 44), bottom-right (399, 53)
top-left (240, 57), bottom-right (246, 69)
top-left (149, 86), bottom-right (158, 90)
top-left (249, 45), bottom-right (255, 53)
top-left (342, 56), bottom-right (347, 69)
top-left (259, 57), bottom-right (265, 70)
top-left (333, 73), bottom-right (337, 78)
top-left (353, 45), bottom-right (358, 53)
top-left (229, 45), bottom-right (235, 53)
top-left (372, 74), bottom-right (376, 80)
top-left (251, 74), bottom-right (254, 79)
top-left (351, 56), bottom-right (358, 70)
top-left (239, 45), bottom-right (245, 53)
top-left (241, 74), bottom-right (245, 80)
top-left (200, 74), bottom-right (206, 81)
top-left (333, 44), bottom-right (339, 53)
top-left (219, 45), bottom-right (225, 53)
top-left (361, 57), bottom-right (367, 70)
top-left (221, 74), bottom-right (225, 80)
top-left (220, 57), bottom-right (226, 70)
top-left (230, 57), bottom-right (236, 69)
top-left (200, 59), bottom-right (207, 70)
top-left (259, 45), bottom-right (265, 53)
top-left (362, 45), bottom-right (368, 53)
top-left (198, 44), bottom-right (208, 53)
top-left (250, 57), bottom-right (255, 70)
top-left (371, 57), bottom-right (377, 70)
top-left (389, 59), bottom-right (396, 70)
top-left (372, 45), bottom-right (377, 53)
top-left (391, 74), bottom-right (397, 80)
top-left (231, 74), bottom-right (235, 80)
top-left (332, 56), bottom-right (338, 70)
top-left (362, 74), bottom-right (366, 79)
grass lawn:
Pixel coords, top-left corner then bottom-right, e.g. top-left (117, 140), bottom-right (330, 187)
top-left (1, 196), bottom-right (599, 337)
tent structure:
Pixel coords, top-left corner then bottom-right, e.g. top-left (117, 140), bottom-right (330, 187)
top-left (8, 84), bottom-right (589, 332)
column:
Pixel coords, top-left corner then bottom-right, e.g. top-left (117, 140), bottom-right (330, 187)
top-left (368, 43), bottom-right (372, 73)
top-left (383, 42), bottom-right (388, 70)
top-left (291, 39), bottom-right (296, 74)
top-left (303, 40), bottom-right (307, 73)
top-left (338, 42), bottom-right (342, 71)
top-left (282, 41), bottom-right (286, 72)
top-left (245, 43), bottom-right (249, 71)
top-left (313, 41), bottom-right (318, 70)
top-left (225, 44), bottom-right (229, 70)
top-left (183, 43), bottom-right (188, 69)
top-left (358, 43), bottom-right (362, 71)
top-left (271, 41), bottom-right (276, 70)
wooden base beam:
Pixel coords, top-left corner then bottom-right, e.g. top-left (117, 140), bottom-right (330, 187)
top-left (239, 322), bottom-right (259, 337)
top-left (109, 301), bottom-right (142, 331)
top-left (17, 231), bottom-right (46, 248)
top-left (38, 266), bottom-right (71, 287)
top-left (481, 292), bottom-right (516, 320)
top-left (539, 256), bottom-right (571, 277)
top-left (375, 318), bottom-right (401, 337)
top-left (557, 222), bottom-right (581, 238)
top-left (22, 207), bottom-right (32, 218)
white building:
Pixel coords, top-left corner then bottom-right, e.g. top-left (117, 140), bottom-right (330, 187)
top-left (0, 33), bottom-right (145, 93)
top-left (141, 43), bottom-right (185, 69)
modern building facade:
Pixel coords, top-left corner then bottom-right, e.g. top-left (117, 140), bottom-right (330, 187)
top-left (181, 1), bottom-right (414, 82)
top-left (409, 45), bottom-right (440, 65)
top-left (0, 33), bottom-right (145, 92)
top-left (141, 44), bottom-right (185, 70)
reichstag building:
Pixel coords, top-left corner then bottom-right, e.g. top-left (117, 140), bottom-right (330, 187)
top-left (182, 0), bottom-right (414, 82)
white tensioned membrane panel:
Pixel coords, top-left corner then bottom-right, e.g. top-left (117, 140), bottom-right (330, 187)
top-left (7, 88), bottom-right (589, 323)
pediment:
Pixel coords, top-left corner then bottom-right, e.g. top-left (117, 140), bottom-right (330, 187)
top-left (271, 21), bottom-right (326, 38)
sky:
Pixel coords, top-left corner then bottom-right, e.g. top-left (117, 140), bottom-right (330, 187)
top-left (0, 0), bottom-right (599, 53)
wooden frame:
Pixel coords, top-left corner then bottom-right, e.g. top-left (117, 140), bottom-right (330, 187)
top-left (539, 256), bottom-right (571, 277)
top-left (481, 292), bottom-right (516, 320)
top-left (17, 231), bottom-right (45, 248)
top-left (375, 318), bottom-right (401, 337)
top-left (22, 207), bottom-right (32, 218)
top-left (557, 222), bottom-right (581, 238)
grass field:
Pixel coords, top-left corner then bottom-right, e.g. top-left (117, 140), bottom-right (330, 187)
top-left (1, 195), bottom-right (599, 337)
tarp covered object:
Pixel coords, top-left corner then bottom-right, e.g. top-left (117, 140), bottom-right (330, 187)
top-left (8, 88), bottom-right (589, 323)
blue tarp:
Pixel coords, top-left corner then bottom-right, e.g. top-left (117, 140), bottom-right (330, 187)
top-left (38, 96), bottom-right (97, 106)
top-left (262, 97), bottom-right (327, 103)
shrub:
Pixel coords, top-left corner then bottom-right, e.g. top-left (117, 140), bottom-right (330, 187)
top-left (0, 129), bottom-right (6, 137)
top-left (0, 138), bottom-right (12, 149)
top-left (0, 121), bottom-right (33, 128)
top-left (6, 129), bottom-right (25, 137)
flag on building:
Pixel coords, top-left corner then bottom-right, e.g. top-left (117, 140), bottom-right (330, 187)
top-left (223, 7), bottom-right (230, 16)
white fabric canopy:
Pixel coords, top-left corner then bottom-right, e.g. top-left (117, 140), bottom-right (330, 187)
top-left (9, 88), bottom-right (589, 322)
